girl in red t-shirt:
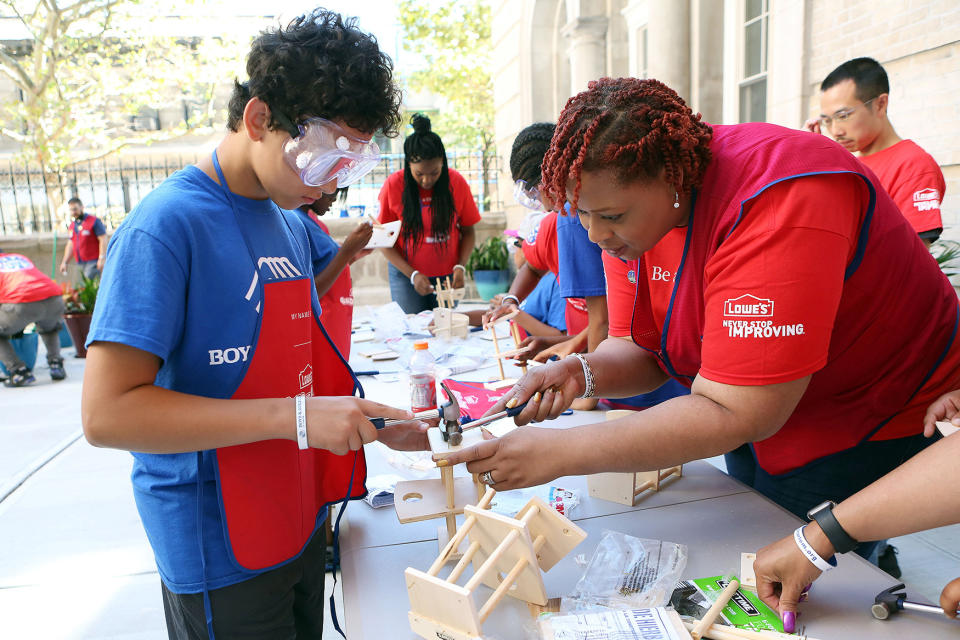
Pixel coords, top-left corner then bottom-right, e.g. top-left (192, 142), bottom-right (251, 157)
top-left (378, 114), bottom-right (480, 313)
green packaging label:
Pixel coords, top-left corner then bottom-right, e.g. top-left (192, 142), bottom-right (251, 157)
top-left (671, 575), bottom-right (785, 633)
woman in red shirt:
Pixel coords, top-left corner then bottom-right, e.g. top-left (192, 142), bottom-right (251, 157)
top-left (378, 114), bottom-right (480, 313)
top-left (440, 79), bottom-right (960, 633)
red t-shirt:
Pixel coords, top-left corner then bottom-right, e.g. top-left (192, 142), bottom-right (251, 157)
top-left (0, 253), bottom-right (62, 303)
top-left (859, 139), bottom-right (945, 235)
top-left (522, 211), bottom-right (589, 334)
top-left (377, 167), bottom-right (481, 276)
top-left (605, 174), bottom-right (960, 439)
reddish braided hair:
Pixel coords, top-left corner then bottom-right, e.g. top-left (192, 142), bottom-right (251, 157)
top-left (542, 77), bottom-right (713, 210)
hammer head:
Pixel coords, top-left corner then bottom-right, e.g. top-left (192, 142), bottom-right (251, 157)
top-left (872, 583), bottom-right (905, 620)
top-left (439, 381), bottom-right (463, 445)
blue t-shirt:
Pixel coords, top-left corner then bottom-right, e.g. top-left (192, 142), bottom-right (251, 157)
top-left (556, 205), bottom-right (606, 298)
top-left (520, 272), bottom-right (566, 332)
top-left (290, 209), bottom-right (340, 276)
top-left (88, 165), bottom-right (324, 594)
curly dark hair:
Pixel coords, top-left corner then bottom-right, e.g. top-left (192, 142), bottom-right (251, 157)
top-left (541, 77), bottom-right (713, 210)
top-left (401, 113), bottom-right (454, 250)
top-left (509, 122), bottom-right (555, 186)
top-left (227, 9), bottom-right (402, 136)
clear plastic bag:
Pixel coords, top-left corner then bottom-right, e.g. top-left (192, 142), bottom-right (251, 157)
top-left (561, 530), bottom-right (687, 613)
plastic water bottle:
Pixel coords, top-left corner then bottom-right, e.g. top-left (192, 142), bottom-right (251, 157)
top-left (409, 341), bottom-right (437, 412)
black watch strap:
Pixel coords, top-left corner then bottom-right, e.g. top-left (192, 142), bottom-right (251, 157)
top-left (809, 502), bottom-right (859, 554)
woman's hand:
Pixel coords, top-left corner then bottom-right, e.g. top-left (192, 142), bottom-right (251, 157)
top-left (437, 426), bottom-right (565, 490)
top-left (940, 576), bottom-right (960, 619)
top-left (922, 389), bottom-right (960, 437)
top-left (482, 300), bottom-right (518, 327)
top-left (306, 397), bottom-right (411, 455)
top-left (532, 336), bottom-right (579, 363)
top-left (753, 530), bottom-right (824, 632)
top-left (483, 357), bottom-right (583, 426)
top-left (412, 272), bottom-right (435, 296)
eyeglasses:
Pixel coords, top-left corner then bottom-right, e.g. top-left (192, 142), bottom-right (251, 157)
top-left (513, 179), bottom-right (543, 211)
top-left (818, 97), bottom-right (878, 129)
top-left (273, 109), bottom-right (380, 188)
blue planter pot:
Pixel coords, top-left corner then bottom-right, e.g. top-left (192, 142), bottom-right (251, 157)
top-left (0, 332), bottom-right (38, 376)
top-left (473, 269), bottom-right (510, 301)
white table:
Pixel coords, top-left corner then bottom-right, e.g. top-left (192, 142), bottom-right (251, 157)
top-left (339, 332), bottom-right (958, 639)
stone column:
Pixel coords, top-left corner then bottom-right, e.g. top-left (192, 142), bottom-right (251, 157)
top-left (562, 16), bottom-right (609, 95)
top-left (647, 0), bottom-right (690, 99)
top-left (691, 0), bottom-right (724, 121)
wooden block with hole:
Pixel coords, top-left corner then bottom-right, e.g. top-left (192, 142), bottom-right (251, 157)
top-left (406, 493), bottom-right (586, 640)
top-left (394, 427), bottom-right (484, 522)
top-left (740, 552), bottom-right (758, 592)
top-left (431, 307), bottom-right (469, 339)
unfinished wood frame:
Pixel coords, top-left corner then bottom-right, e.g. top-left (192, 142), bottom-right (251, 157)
top-left (586, 410), bottom-right (683, 506)
top-left (406, 490), bottom-right (586, 640)
top-left (394, 427), bottom-right (486, 556)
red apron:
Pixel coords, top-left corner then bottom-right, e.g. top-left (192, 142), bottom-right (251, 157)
top-left (214, 277), bottom-right (367, 570)
top-left (309, 213), bottom-right (355, 359)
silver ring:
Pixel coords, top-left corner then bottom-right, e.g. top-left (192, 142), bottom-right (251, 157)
top-left (480, 470), bottom-right (495, 485)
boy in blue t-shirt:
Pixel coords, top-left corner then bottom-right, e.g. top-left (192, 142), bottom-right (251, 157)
top-left (83, 10), bottom-right (423, 639)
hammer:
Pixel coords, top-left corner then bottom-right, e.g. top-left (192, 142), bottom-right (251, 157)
top-left (872, 583), bottom-right (958, 620)
top-left (370, 380), bottom-right (464, 446)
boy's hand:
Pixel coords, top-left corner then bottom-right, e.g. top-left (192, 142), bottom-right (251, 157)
top-left (922, 389), bottom-right (960, 437)
top-left (941, 576), bottom-right (960, 619)
top-left (804, 118), bottom-right (822, 135)
top-left (306, 397), bottom-right (411, 455)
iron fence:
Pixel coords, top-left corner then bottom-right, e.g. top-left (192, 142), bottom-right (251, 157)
top-left (0, 150), bottom-right (501, 235)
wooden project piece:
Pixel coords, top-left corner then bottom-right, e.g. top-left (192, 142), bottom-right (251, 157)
top-left (740, 552), bottom-right (757, 592)
top-left (586, 410), bottom-right (684, 505)
top-left (394, 427), bottom-right (486, 556)
top-left (509, 321), bottom-right (528, 375)
top-left (489, 320), bottom-right (506, 380)
top-left (682, 620), bottom-right (817, 640)
top-left (431, 307), bottom-right (469, 339)
top-left (406, 491), bottom-right (586, 640)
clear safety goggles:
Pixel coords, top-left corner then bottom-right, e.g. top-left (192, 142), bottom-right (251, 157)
top-left (513, 179), bottom-right (544, 211)
top-left (274, 111), bottom-right (380, 188)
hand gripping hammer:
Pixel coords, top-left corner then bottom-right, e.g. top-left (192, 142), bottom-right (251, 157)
top-left (370, 381), bottom-right (464, 445)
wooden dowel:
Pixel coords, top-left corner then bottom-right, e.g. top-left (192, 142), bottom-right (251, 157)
top-left (490, 323), bottom-right (506, 380)
top-left (682, 621), bottom-right (813, 640)
top-left (447, 540), bottom-right (481, 583)
top-left (428, 488), bottom-right (496, 574)
top-left (632, 480), bottom-right (655, 497)
top-left (491, 346), bottom-right (532, 360)
top-left (477, 534), bottom-right (547, 622)
top-left (509, 321), bottom-right (528, 374)
top-left (441, 466), bottom-right (454, 509)
top-left (464, 529), bottom-right (520, 591)
top-left (692, 579), bottom-right (740, 639)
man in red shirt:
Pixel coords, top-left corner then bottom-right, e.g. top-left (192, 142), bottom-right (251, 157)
top-left (0, 251), bottom-right (66, 385)
top-left (808, 57), bottom-right (945, 245)
top-left (59, 197), bottom-right (108, 279)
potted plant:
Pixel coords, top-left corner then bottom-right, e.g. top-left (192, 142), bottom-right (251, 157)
top-left (466, 236), bottom-right (511, 301)
top-left (62, 275), bottom-right (99, 358)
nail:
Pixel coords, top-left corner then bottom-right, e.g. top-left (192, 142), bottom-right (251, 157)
top-left (533, 391), bottom-right (542, 402)
top-left (435, 459), bottom-right (450, 467)
top-left (801, 583), bottom-right (811, 595)
top-left (506, 397), bottom-right (518, 409)
top-left (782, 611), bottom-right (795, 633)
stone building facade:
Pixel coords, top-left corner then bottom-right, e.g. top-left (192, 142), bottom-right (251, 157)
top-left (491, 0), bottom-right (960, 234)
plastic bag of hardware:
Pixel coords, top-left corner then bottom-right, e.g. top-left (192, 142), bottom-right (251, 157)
top-left (561, 530), bottom-right (687, 613)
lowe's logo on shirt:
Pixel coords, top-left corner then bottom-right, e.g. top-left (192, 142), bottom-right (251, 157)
top-left (208, 345), bottom-right (251, 366)
top-left (723, 294), bottom-right (774, 317)
top-left (913, 188), bottom-right (941, 212)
